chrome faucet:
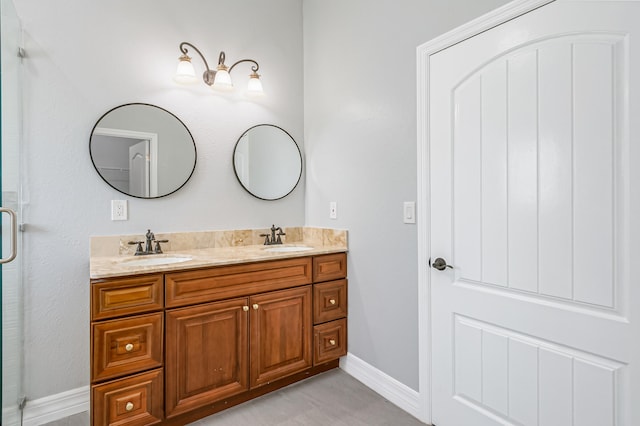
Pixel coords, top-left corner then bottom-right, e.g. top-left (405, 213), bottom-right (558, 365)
top-left (128, 229), bottom-right (169, 255)
top-left (260, 224), bottom-right (286, 245)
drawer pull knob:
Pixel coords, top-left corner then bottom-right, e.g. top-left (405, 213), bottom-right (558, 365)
top-left (125, 343), bottom-right (134, 352)
top-left (253, 304), bottom-right (259, 310)
top-left (329, 339), bottom-right (336, 346)
top-left (243, 306), bottom-right (249, 312)
top-left (329, 299), bottom-right (336, 305)
top-left (125, 402), bottom-right (134, 412)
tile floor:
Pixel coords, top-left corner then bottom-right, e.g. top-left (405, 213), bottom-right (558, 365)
top-left (43, 369), bottom-right (425, 426)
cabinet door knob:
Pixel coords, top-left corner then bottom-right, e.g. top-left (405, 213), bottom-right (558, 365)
top-left (125, 343), bottom-right (134, 352)
top-left (125, 402), bottom-right (134, 412)
top-left (243, 306), bottom-right (249, 312)
top-left (329, 299), bottom-right (336, 305)
top-left (253, 304), bottom-right (259, 310)
top-left (329, 339), bottom-right (336, 346)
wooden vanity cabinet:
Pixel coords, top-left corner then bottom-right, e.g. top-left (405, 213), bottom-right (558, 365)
top-left (164, 259), bottom-right (313, 418)
top-left (312, 255), bottom-right (348, 365)
top-left (165, 298), bottom-right (249, 418)
top-left (90, 274), bottom-right (165, 425)
top-left (90, 253), bottom-right (347, 425)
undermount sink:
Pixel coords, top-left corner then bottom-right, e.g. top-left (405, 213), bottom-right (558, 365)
top-left (120, 255), bottom-right (192, 267)
top-left (263, 245), bottom-right (314, 253)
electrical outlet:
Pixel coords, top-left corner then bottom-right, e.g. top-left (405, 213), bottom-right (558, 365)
top-left (329, 201), bottom-right (337, 219)
top-left (111, 200), bottom-right (128, 221)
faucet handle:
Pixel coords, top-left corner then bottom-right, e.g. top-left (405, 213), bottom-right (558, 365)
top-left (259, 233), bottom-right (271, 245)
top-left (128, 241), bottom-right (144, 255)
top-left (154, 239), bottom-right (169, 254)
top-left (275, 229), bottom-right (286, 244)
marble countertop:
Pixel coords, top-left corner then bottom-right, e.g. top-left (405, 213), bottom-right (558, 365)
top-left (90, 243), bottom-right (347, 280)
top-left (90, 226), bottom-right (348, 279)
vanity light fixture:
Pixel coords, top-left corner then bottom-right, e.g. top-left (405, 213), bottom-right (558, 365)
top-left (175, 42), bottom-right (264, 95)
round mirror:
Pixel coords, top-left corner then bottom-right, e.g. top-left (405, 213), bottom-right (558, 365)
top-left (233, 124), bottom-right (302, 200)
top-left (90, 103), bottom-right (197, 198)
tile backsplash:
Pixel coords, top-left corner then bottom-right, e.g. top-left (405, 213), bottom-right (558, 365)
top-left (90, 227), bottom-right (348, 257)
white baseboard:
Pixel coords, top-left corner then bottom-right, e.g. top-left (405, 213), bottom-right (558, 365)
top-left (339, 352), bottom-right (422, 421)
top-left (22, 386), bottom-right (89, 426)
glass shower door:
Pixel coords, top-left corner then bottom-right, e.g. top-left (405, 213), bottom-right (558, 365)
top-left (1, 0), bottom-right (24, 424)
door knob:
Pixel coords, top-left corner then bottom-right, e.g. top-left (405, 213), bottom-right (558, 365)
top-left (431, 257), bottom-right (453, 271)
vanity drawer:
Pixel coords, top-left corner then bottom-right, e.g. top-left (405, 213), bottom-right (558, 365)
top-left (313, 279), bottom-right (347, 324)
top-left (92, 313), bottom-right (163, 382)
top-left (92, 369), bottom-right (164, 426)
top-left (165, 257), bottom-right (312, 308)
top-left (313, 318), bottom-right (347, 365)
top-left (92, 275), bottom-right (164, 321)
top-left (312, 253), bottom-right (347, 283)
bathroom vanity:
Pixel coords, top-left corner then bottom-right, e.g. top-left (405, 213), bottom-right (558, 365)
top-left (89, 228), bottom-right (347, 425)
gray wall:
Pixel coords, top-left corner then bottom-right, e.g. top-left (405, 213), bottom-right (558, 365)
top-left (14, 0), bottom-right (303, 399)
top-left (303, 0), bottom-right (510, 391)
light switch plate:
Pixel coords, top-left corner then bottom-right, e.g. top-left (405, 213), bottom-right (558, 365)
top-left (329, 201), bottom-right (337, 219)
top-left (403, 201), bottom-right (416, 224)
top-left (111, 200), bottom-right (128, 221)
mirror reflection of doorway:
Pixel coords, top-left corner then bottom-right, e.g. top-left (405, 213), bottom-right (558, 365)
top-left (92, 127), bottom-right (158, 197)
top-left (128, 139), bottom-right (150, 197)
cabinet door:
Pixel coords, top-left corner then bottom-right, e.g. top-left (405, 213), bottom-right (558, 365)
top-left (250, 286), bottom-right (312, 388)
top-left (165, 298), bottom-right (249, 418)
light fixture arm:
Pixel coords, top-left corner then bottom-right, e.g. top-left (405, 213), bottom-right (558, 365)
top-left (229, 58), bottom-right (260, 74)
top-left (179, 42), bottom-right (217, 85)
top-left (180, 42), bottom-right (211, 72)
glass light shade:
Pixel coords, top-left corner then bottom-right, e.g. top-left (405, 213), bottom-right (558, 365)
top-left (212, 67), bottom-right (233, 91)
top-left (247, 74), bottom-right (264, 95)
top-left (174, 56), bottom-right (197, 84)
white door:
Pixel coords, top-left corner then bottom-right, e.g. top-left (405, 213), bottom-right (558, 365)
top-left (429, 1), bottom-right (640, 425)
top-left (129, 139), bottom-right (150, 197)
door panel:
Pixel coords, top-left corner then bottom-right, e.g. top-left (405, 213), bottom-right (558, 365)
top-left (449, 32), bottom-right (626, 311)
top-left (1, 0), bottom-right (23, 423)
top-left (430, 1), bottom-right (639, 424)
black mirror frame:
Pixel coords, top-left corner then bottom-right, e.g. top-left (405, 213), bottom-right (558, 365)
top-left (232, 124), bottom-right (303, 201)
top-left (89, 103), bottom-right (197, 199)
